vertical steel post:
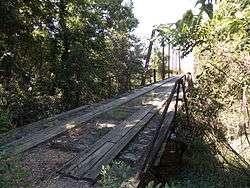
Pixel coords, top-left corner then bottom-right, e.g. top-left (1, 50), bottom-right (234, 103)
top-left (181, 77), bottom-right (190, 127)
top-left (178, 51), bottom-right (181, 74)
top-left (168, 42), bottom-right (170, 78)
top-left (161, 40), bottom-right (165, 80)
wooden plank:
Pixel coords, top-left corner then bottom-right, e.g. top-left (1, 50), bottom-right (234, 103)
top-left (0, 104), bottom-right (90, 143)
top-left (69, 142), bottom-right (114, 177)
top-left (113, 108), bottom-right (153, 137)
top-left (62, 79), bottom-right (180, 180)
top-left (119, 111), bottom-right (180, 188)
top-left (1, 77), bottom-right (178, 155)
top-left (143, 101), bottom-right (176, 171)
top-left (59, 107), bottom-right (153, 176)
top-left (152, 111), bottom-right (175, 155)
top-left (1, 83), bottom-right (153, 144)
top-left (2, 89), bottom-right (165, 156)
top-left (83, 111), bottom-right (157, 180)
top-left (1, 84), bottom-right (159, 145)
top-left (59, 141), bottom-right (105, 175)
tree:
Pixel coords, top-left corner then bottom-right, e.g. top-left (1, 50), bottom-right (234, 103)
top-left (0, 0), bottom-right (142, 127)
top-left (159, 0), bottom-right (250, 175)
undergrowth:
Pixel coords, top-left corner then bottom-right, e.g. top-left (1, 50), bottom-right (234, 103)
top-left (164, 110), bottom-right (250, 188)
top-left (0, 154), bottom-right (29, 188)
top-left (0, 111), bottom-right (13, 134)
top-left (0, 112), bottom-right (29, 188)
top-left (100, 160), bottom-right (136, 188)
top-left (168, 137), bottom-right (250, 188)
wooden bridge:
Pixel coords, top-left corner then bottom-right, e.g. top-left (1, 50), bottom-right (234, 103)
top-left (0, 75), bottom-right (191, 188)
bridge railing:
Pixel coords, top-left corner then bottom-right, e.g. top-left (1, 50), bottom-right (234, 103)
top-left (134, 74), bottom-right (192, 185)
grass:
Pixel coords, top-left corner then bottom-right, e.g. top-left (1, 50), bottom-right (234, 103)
top-left (99, 160), bottom-right (136, 188)
top-left (165, 111), bottom-right (250, 188)
top-left (168, 138), bottom-right (249, 187)
top-left (0, 154), bottom-right (29, 188)
top-left (145, 136), bottom-right (249, 188)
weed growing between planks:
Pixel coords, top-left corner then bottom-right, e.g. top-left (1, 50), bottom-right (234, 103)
top-left (99, 160), bottom-right (136, 188)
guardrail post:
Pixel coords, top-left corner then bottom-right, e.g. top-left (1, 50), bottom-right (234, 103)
top-left (136, 75), bottom-right (192, 186)
top-left (181, 76), bottom-right (190, 127)
top-left (173, 80), bottom-right (181, 132)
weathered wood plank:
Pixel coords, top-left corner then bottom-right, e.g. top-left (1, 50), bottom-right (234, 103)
top-left (70, 142), bottom-right (114, 177)
top-left (59, 107), bottom-right (153, 176)
top-left (60, 78), bottom-right (180, 180)
top-left (83, 111), bottom-right (157, 180)
top-left (143, 99), bottom-right (177, 172)
top-left (0, 105), bottom-right (90, 144)
top-left (1, 77), bottom-right (178, 155)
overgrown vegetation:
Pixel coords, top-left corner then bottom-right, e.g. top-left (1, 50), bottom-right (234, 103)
top-left (0, 111), bottom-right (13, 134)
top-left (0, 0), bottom-right (144, 130)
top-left (160, 111), bottom-right (250, 188)
top-left (100, 160), bottom-right (136, 188)
top-left (0, 154), bottom-right (29, 188)
top-left (157, 0), bottom-right (250, 187)
top-left (0, 113), bottom-right (28, 188)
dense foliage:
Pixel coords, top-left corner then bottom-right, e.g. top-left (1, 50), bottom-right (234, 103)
top-left (164, 0), bottom-right (249, 146)
top-left (191, 0), bottom-right (250, 144)
top-left (161, 0), bottom-right (250, 185)
top-left (0, 0), bottom-right (144, 128)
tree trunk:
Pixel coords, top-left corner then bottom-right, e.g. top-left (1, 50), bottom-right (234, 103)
top-left (141, 29), bottom-right (156, 86)
top-left (58, 0), bottom-right (74, 109)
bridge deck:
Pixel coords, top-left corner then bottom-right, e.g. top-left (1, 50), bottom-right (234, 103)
top-left (0, 77), bottom-right (176, 155)
top-left (0, 76), bottom-right (186, 188)
top-left (59, 78), bottom-right (177, 180)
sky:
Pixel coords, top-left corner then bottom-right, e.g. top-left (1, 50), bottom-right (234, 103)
top-left (132, 0), bottom-right (198, 39)
top-left (131, 0), bottom-right (198, 73)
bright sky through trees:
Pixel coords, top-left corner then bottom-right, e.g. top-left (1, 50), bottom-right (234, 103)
top-left (132, 0), bottom-right (198, 73)
top-left (132, 0), bottom-right (198, 39)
